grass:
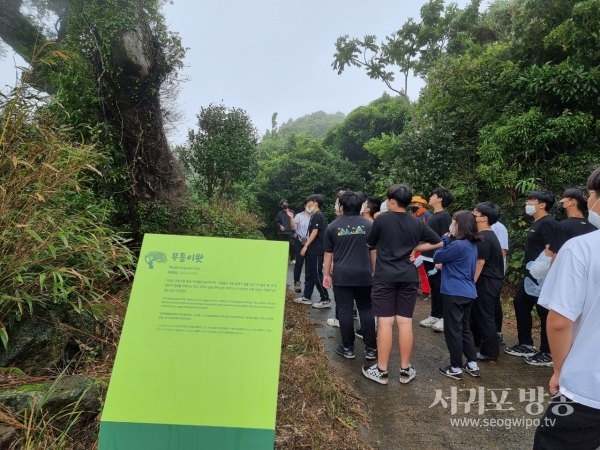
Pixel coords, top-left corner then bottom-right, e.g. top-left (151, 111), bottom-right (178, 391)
top-left (275, 289), bottom-right (373, 450)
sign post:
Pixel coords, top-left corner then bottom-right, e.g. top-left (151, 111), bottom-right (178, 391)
top-left (99, 234), bottom-right (288, 450)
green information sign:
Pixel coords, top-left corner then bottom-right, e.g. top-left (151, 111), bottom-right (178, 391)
top-left (99, 234), bottom-right (288, 450)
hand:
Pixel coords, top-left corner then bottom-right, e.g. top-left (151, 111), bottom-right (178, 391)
top-left (300, 246), bottom-right (307, 257)
top-left (435, 264), bottom-right (442, 270)
top-left (549, 373), bottom-right (560, 396)
top-left (286, 209), bottom-right (294, 218)
top-left (444, 232), bottom-right (451, 237)
top-left (323, 275), bottom-right (332, 290)
top-left (409, 250), bottom-right (416, 263)
top-left (279, 225), bottom-right (285, 232)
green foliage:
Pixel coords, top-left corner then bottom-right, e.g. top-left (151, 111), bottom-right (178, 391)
top-left (0, 83), bottom-right (135, 346)
top-left (178, 104), bottom-right (259, 199)
top-left (269, 111), bottom-right (346, 138)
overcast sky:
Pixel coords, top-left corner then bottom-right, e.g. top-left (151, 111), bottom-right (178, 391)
top-left (0, 0), bottom-right (473, 145)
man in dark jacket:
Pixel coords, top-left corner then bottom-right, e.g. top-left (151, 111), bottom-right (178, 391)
top-left (275, 199), bottom-right (296, 263)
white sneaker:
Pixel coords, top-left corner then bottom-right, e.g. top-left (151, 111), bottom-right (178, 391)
top-left (432, 319), bottom-right (444, 332)
top-left (290, 260), bottom-right (296, 264)
top-left (419, 316), bottom-right (439, 328)
top-left (293, 297), bottom-right (313, 305)
top-left (327, 318), bottom-right (340, 327)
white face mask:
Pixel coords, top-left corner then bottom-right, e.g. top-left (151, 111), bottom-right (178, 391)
top-left (525, 204), bottom-right (537, 216)
top-left (380, 201), bottom-right (388, 213)
top-left (449, 224), bottom-right (457, 236)
top-left (307, 206), bottom-right (315, 214)
top-left (588, 198), bottom-right (600, 228)
top-left (360, 205), bottom-right (365, 214)
top-left (334, 203), bottom-right (340, 212)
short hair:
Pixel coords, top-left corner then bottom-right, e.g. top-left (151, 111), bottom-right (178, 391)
top-left (453, 210), bottom-right (482, 242)
top-left (307, 194), bottom-right (324, 208)
top-left (432, 188), bottom-right (454, 208)
top-left (335, 190), bottom-right (347, 201)
top-left (474, 202), bottom-right (500, 225)
top-left (528, 190), bottom-right (555, 211)
top-left (339, 191), bottom-right (362, 215)
top-left (280, 199), bottom-right (289, 207)
top-left (365, 197), bottom-right (382, 216)
top-left (355, 191), bottom-right (368, 204)
top-left (387, 184), bottom-right (413, 208)
top-left (587, 167), bottom-right (600, 192)
top-left (562, 188), bottom-right (588, 213)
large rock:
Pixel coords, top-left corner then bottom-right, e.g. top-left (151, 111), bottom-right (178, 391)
top-left (0, 309), bottom-right (70, 376)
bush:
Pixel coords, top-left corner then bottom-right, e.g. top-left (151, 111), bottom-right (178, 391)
top-left (0, 85), bottom-right (135, 347)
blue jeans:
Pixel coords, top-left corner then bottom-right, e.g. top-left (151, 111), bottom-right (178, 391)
top-left (303, 254), bottom-right (329, 300)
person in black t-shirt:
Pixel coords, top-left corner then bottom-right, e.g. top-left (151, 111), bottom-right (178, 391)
top-left (547, 188), bottom-right (597, 264)
top-left (322, 191), bottom-right (377, 360)
top-left (471, 202), bottom-right (504, 362)
top-left (419, 188), bottom-right (454, 332)
top-left (505, 190), bottom-right (557, 367)
top-left (293, 194), bottom-right (331, 308)
top-left (275, 199), bottom-right (296, 263)
top-left (362, 185), bottom-right (442, 385)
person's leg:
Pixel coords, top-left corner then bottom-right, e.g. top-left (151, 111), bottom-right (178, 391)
top-left (536, 304), bottom-right (550, 354)
top-left (417, 253), bottom-right (430, 297)
top-left (475, 279), bottom-right (501, 359)
top-left (512, 280), bottom-right (536, 346)
top-left (397, 316), bottom-right (413, 369)
top-left (303, 255), bottom-right (316, 299)
top-left (333, 286), bottom-right (355, 349)
top-left (370, 282), bottom-right (396, 371)
top-left (495, 292), bottom-right (503, 333)
top-left (288, 235), bottom-right (295, 261)
top-left (470, 307), bottom-right (482, 348)
top-left (425, 264), bottom-right (443, 319)
top-left (312, 254), bottom-right (329, 301)
top-left (293, 238), bottom-right (304, 283)
top-left (394, 282), bottom-right (419, 369)
top-left (442, 295), bottom-right (464, 368)
top-left (534, 396), bottom-right (600, 450)
top-left (461, 298), bottom-right (478, 363)
top-left (354, 286), bottom-right (376, 349)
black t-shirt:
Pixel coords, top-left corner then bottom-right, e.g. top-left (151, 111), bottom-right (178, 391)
top-left (548, 217), bottom-right (597, 254)
top-left (476, 230), bottom-right (504, 280)
top-left (524, 215), bottom-right (557, 264)
top-left (366, 212), bottom-right (442, 283)
top-left (306, 211), bottom-right (327, 256)
top-left (324, 215), bottom-right (373, 286)
top-left (422, 210), bottom-right (452, 258)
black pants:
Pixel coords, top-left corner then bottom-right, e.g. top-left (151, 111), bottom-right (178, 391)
top-left (471, 277), bottom-right (503, 359)
top-left (278, 233), bottom-right (294, 260)
top-left (333, 285), bottom-right (376, 350)
top-left (495, 291), bottom-right (503, 333)
top-left (513, 280), bottom-right (550, 353)
top-left (424, 261), bottom-right (443, 319)
top-left (293, 238), bottom-right (305, 283)
top-left (304, 254), bottom-right (329, 300)
top-left (534, 396), bottom-right (600, 450)
top-left (442, 294), bottom-right (478, 368)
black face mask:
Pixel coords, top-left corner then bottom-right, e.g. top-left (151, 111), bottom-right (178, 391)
top-left (410, 206), bottom-right (420, 213)
top-left (282, 204), bottom-right (289, 209)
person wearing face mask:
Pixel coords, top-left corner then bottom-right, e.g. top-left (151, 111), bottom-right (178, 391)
top-left (433, 211), bottom-right (482, 380)
top-left (533, 167), bottom-right (600, 450)
top-left (275, 199), bottom-right (296, 264)
top-left (410, 196), bottom-right (432, 301)
top-left (546, 188), bottom-right (597, 266)
top-left (505, 190), bottom-right (557, 364)
top-left (292, 200), bottom-right (312, 293)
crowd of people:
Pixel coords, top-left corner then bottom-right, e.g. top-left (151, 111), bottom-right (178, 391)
top-left (279, 166), bottom-right (600, 449)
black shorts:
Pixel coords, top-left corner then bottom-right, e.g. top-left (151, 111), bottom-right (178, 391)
top-left (371, 282), bottom-right (419, 318)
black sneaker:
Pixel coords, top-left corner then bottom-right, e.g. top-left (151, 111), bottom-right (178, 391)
top-left (524, 352), bottom-right (553, 367)
top-left (399, 365), bottom-right (416, 384)
top-left (355, 329), bottom-right (363, 339)
top-left (463, 363), bottom-right (481, 377)
top-left (312, 300), bottom-right (332, 309)
top-left (335, 344), bottom-right (355, 359)
top-left (365, 347), bottom-right (377, 360)
top-left (505, 344), bottom-right (537, 357)
top-left (497, 332), bottom-right (506, 346)
top-left (439, 365), bottom-right (463, 380)
top-left (362, 364), bottom-right (388, 385)
top-left (477, 352), bottom-right (497, 363)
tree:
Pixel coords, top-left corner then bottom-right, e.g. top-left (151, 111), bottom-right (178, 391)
top-left (179, 104), bottom-right (259, 199)
top-left (0, 0), bottom-right (187, 238)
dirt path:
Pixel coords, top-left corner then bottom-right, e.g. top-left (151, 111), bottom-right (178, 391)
top-left (288, 267), bottom-right (553, 450)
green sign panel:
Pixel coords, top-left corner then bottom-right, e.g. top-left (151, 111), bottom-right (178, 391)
top-left (99, 234), bottom-right (288, 450)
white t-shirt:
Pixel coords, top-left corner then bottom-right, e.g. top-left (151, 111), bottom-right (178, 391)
top-left (491, 222), bottom-right (509, 272)
top-left (538, 229), bottom-right (600, 409)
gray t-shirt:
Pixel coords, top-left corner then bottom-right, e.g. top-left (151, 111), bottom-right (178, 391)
top-left (538, 229), bottom-right (600, 409)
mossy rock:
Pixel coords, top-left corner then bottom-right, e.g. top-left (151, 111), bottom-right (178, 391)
top-left (0, 367), bottom-right (25, 376)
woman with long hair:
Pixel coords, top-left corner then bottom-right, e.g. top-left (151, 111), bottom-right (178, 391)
top-left (433, 210), bottom-right (482, 380)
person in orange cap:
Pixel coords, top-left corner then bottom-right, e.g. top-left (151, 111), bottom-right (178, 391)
top-left (410, 196), bottom-right (432, 300)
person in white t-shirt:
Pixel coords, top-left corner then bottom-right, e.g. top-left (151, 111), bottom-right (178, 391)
top-left (533, 167), bottom-right (600, 450)
top-left (491, 220), bottom-right (509, 346)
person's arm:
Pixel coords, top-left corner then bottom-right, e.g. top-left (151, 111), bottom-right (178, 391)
top-left (275, 212), bottom-right (285, 231)
top-left (432, 236), bottom-right (462, 263)
top-left (288, 211), bottom-right (296, 230)
top-left (413, 242), bottom-right (443, 253)
top-left (474, 259), bottom-right (485, 282)
top-left (370, 249), bottom-right (377, 276)
top-left (323, 252), bottom-right (333, 289)
top-left (502, 249), bottom-right (507, 259)
top-left (546, 310), bottom-right (574, 395)
top-left (302, 229), bottom-right (318, 254)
